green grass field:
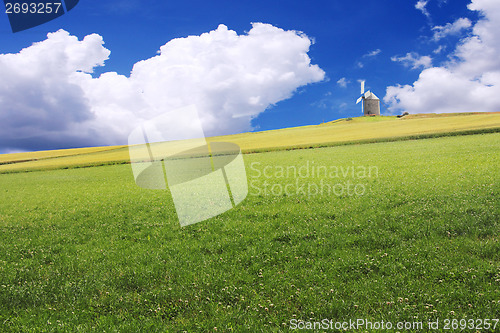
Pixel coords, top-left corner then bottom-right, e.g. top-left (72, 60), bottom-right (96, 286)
top-left (0, 130), bottom-right (499, 331)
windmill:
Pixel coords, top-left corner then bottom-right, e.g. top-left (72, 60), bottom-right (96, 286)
top-left (356, 80), bottom-right (380, 116)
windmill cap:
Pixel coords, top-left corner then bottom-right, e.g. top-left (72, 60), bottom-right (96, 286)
top-left (365, 91), bottom-right (379, 100)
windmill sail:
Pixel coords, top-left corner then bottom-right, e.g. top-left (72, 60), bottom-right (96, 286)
top-left (355, 80), bottom-right (380, 116)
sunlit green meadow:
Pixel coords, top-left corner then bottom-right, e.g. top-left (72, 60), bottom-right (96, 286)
top-left (0, 133), bottom-right (498, 331)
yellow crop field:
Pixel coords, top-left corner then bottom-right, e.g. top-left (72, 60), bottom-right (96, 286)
top-left (0, 145), bottom-right (126, 164)
top-left (1, 112), bottom-right (499, 173)
top-left (211, 112), bottom-right (500, 152)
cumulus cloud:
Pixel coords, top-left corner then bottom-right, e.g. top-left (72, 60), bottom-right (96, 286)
top-left (432, 17), bottom-right (472, 41)
top-left (386, 67), bottom-right (498, 113)
top-left (0, 30), bottom-right (111, 151)
top-left (364, 49), bottom-right (381, 57)
top-left (0, 23), bottom-right (324, 152)
top-left (336, 77), bottom-right (349, 88)
top-left (433, 45), bottom-right (446, 54)
top-left (391, 52), bottom-right (433, 70)
top-left (357, 49), bottom-right (381, 69)
top-left (385, 0), bottom-right (500, 114)
top-left (416, 0), bottom-right (430, 18)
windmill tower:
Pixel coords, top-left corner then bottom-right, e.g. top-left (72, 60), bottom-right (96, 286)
top-left (356, 80), bottom-right (380, 116)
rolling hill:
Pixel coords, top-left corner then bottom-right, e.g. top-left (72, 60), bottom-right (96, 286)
top-left (1, 112), bottom-right (499, 173)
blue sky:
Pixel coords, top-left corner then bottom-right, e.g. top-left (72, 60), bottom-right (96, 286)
top-left (1, 0), bottom-right (498, 152)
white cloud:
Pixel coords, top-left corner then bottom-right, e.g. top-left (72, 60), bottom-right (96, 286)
top-left (364, 49), bottom-right (381, 57)
top-left (385, 68), bottom-right (499, 113)
top-left (391, 52), bottom-right (433, 70)
top-left (385, 0), bottom-right (500, 114)
top-left (336, 77), bottom-right (349, 88)
top-left (432, 17), bottom-right (472, 41)
top-left (0, 30), bottom-right (111, 150)
top-left (433, 45), bottom-right (446, 54)
top-left (0, 23), bottom-right (325, 151)
top-left (415, 0), bottom-right (430, 18)
top-left (357, 49), bottom-right (381, 68)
